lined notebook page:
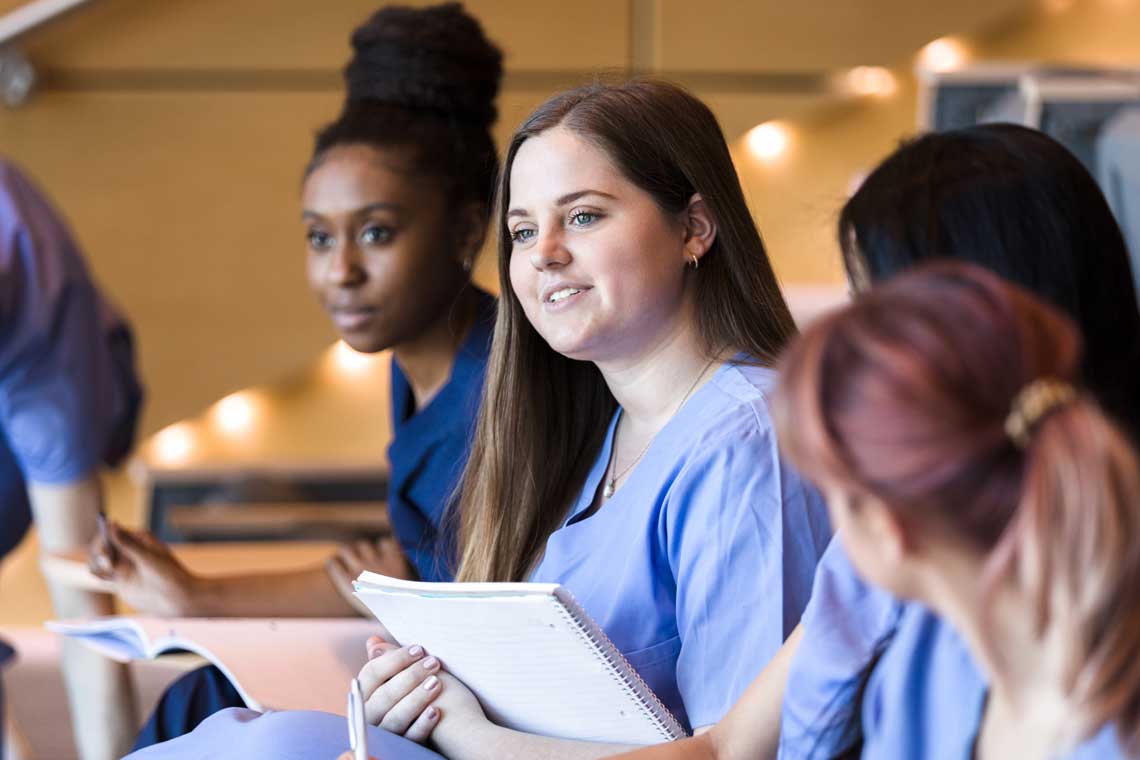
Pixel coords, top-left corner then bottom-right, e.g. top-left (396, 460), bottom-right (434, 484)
top-left (354, 573), bottom-right (685, 745)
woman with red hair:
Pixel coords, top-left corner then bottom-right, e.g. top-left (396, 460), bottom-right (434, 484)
top-left (769, 261), bottom-right (1140, 758)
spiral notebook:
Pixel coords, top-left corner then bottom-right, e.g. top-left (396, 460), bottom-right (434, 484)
top-left (353, 572), bottom-right (687, 745)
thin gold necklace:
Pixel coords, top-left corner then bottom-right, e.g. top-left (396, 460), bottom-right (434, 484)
top-left (603, 356), bottom-right (718, 499)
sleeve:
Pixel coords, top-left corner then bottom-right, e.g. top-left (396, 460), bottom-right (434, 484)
top-left (777, 539), bottom-right (905, 760)
top-left (0, 162), bottom-right (142, 485)
top-left (664, 412), bottom-right (831, 729)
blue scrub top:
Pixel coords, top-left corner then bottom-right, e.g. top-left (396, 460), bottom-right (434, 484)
top-left (780, 541), bottom-right (1131, 759)
top-left (531, 358), bottom-right (831, 731)
top-left (386, 289), bottom-right (494, 582)
top-left (125, 357), bottom-right (832, 759)
top-left (0, 160), bottom-right (143, 562)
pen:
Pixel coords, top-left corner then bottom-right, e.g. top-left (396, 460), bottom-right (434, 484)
top-left (96, 512), bottom-right (118, 571)
top-left (348, 677), bottom-right (368, 760)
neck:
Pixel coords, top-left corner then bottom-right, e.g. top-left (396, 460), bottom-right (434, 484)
top-left (393, 286), bottom-right (479, 411)
top-left (919, 541), bottom-right (1071, 738)
top-left (595, 302), bottom-right (724, 429)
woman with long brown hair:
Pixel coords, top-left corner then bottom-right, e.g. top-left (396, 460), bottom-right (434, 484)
top-left (771, 262), bottom-right (1140, 758)
top-left (126, 79), bottom-right (831, 760)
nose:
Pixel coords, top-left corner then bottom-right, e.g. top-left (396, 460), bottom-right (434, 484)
top-left (529, 229), bottom-right (571, 271)
top-left (326, 239), bottom-right (366, 288)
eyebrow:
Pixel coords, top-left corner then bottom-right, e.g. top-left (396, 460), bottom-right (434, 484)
top-left (506, 189), bottom-right (617, 219)
top-left (302, 202), bottom-right (402, 221)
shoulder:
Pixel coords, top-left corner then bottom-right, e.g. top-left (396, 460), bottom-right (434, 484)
top-left (678, 359), bottom-right (779, 451)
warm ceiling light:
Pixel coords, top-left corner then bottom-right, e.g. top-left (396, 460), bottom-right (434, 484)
top-left (917, 37), bottom-right (967, 72)
top-left (846, 66), bottom-right (898, 97)
top-left (152, 423), bottom-right (196, 466)
top-left (746, 122), bottom-right (789, 162)
top-left (212, 391), bottom-right (258, 436)
top-left (331, 340), bottom-right (375, 376)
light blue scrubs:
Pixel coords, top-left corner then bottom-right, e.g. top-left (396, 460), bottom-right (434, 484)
top-left (128, 359), bottom-right (832, 758)
top-left (780, 541), bottom-right (1131, 759)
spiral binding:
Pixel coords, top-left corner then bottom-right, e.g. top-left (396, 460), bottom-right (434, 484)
top-left (551, 587), bottom-right (688, 741)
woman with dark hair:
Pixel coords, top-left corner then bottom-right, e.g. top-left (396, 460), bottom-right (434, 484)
top-left (104, 1), bottom-right (504, 750)
top-left (607, 124), bottom-right (1140, 760)
top-left (126, 79), bottom-right (830, 760)
top-left (772, 262), bottom-right (1140, 758)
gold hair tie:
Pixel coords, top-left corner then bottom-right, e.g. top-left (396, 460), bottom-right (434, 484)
top-left (1004, 378), bottom-right (1076, 450)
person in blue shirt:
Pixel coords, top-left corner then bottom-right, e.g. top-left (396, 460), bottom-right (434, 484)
top-left (98, 2), bottom-right (503, 614)
top-left (603, 123), bottom-right (1140, 760)
top-left (772, 261), bottom-right (1140, 759)
top-left (124, 78), bottom-right (831, 760)
top-left (0, 159), bottom-right (145, 758)
top-left (98, 2), bottom-right (504, 750)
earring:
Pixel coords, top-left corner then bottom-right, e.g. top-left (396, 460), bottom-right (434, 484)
top-left (688, 254), bottom-right (700, 270)
top-left (462, 257), bottom-right (473, 273)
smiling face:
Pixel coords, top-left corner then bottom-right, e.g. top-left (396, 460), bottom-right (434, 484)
top-left (505, 126), bottom-right (696, 363)
top-left (302, 143), bottom-right (471, 354)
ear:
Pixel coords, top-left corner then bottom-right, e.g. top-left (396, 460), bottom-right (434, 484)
top-left (680, 193), bottom-right (717, 265)
top-left (453, 201), bottom-right (488, 272)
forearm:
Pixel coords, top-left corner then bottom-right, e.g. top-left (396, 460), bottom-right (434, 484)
top-left (606, 733), bottom-right (717, 760)
top-left (182, 564), bottom-right (360, 618)
top-left (435, 720), bottom-right (634, 760)
top-left (48, 581), bottom-right (139, 760)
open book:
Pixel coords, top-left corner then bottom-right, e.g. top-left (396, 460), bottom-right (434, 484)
top-left (353, 572), bottom-right (687, 745)
top-left (47, 617), bottom-right (378, 712)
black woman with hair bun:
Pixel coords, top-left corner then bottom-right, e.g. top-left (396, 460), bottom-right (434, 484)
top-left (105, 3), bottom-right (503, 752)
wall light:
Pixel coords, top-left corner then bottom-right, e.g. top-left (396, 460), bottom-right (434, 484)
top-left (845, 66), bottom-right (898, 98)
top-left (917, 37), bottom-right (967, 73)
top-left (746, 122), bottom-right (790, 162)
top-left (212, 390), bottom-right (259, 436)
top-left (151, 422), bottom-right (196, 466)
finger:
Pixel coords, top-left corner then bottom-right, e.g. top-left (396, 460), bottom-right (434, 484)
top-left (378, 672), bottom-right (442, 735)
top-left (403, 703), bottom-right (441, 744)
top-left (360, 647), bottom-right (441, 724)
top-left (335, 544), bottom-right (366, 576)
top-left (366, 635), bottom-right (399, 660)
top-left (108, 524), bottom-right (152, 565)
top-left (326, 555), bottom-right (355, 594)
top-left (355, 539), bottom-right (384, 565)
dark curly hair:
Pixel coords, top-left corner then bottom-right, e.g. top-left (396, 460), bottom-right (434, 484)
top-left (308, 2), bottom-right (503, 218)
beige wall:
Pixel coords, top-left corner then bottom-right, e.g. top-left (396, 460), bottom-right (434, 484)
top-left (0, 0), bottom-right (1032, 437)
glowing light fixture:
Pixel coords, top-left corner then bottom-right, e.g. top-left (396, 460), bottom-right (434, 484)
top-left (331, 340), bottom-right (375, 376)
top-left (917, 37), bottom-right (967, 73)
top-left (152, 422), bottom-right (196, 466)
top-left (212, 391), bottom-right (258, 436)
top-left (845, 66), bottom-right (898, 98)
top-left (746, 122), bottom-right (789, 162)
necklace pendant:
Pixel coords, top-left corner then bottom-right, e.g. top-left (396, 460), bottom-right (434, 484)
top-left (603, 480), bottom-right (615, 499)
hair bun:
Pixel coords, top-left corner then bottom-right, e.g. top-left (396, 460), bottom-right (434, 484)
top-left (344, 2), bottom-right (503, 129)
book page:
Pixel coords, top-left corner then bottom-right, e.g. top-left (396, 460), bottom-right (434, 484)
top-left (50, 618), bottom-right (379, 713)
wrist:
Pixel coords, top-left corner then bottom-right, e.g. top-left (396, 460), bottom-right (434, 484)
top-left (172, 571), bottom-right (210, 616)
top-left (433, 707), bottom-right (499, 759)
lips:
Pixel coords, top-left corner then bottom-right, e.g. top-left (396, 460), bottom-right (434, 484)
top-left (329, 306), bottom-right (377, 331)
top-left (539, 282), bottom-right (592, 304)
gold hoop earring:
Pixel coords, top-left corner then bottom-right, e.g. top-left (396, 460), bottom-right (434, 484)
top-left (688, 254), bottom-right (700, 270)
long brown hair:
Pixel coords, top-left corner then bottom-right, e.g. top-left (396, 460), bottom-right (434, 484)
top-left (454, 79), bottom-right (797, 582)
top-left (775, 262), bottom-right (1140, 750)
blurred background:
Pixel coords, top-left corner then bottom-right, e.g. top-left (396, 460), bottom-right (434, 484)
top-left (2, 0), bottom-right (1140, 754)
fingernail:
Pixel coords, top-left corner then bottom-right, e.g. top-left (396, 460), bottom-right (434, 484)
top-left (423, 675), bottom-right (439, 691)
top-left (408, 645), bottom-right (424, 657)
top-left (422, 656), bottom-right (439, 671)
top-left (426, 706), bottom-right (439, 720)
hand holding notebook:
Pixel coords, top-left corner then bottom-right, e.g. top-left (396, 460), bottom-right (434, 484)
top-left (352, 572), bottom-right (686, 745)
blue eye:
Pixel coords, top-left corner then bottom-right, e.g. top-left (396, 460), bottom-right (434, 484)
top-left (361, 226), bottom-right (394, 245)
top-left (511, 228), bottom-right (537, 244)
top-left (307, 230), bottom-right (334, 251)
top-left (569, 210), bottom-right (600, 227)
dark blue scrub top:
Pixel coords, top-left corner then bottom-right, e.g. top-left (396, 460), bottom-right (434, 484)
top-left (0, 160), bottom-right (143, 563)
top-left (386, 289), bottom-right (494, 582)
